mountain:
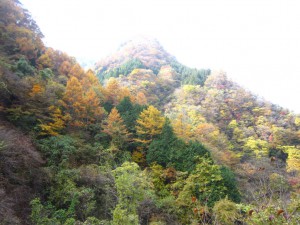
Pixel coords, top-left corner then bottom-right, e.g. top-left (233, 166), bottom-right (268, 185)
top-left (95, 36), bottom-right (211, 86)
top-left (94, 37), bottom-right (300, 222)
top-left (95, 37), bottom-right (211, 108)
top-left (1, 1), bottom-right (300, 224)
top-left (95, 37), bottom-right (300, 164)
top-left (95, 36), bottom-right (176, 74)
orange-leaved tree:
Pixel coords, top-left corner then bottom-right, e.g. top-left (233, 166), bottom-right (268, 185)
top-left (135, 91), bottom-right (147, 105)
top-left (58, 60), bottom-right (72, 76)
top-left (81, 69), bottom-right (101, 91)
top-left (29, 84), bottom-right (44, 97)
top-left (102, 107), bottom-right (131, 148)
top-left (105, 78), bottom-right (132, 105)
top-left (62, 76), bottom-right (86, 127)
top-left (62, 75), bottom-right (105, 127)
top-left (69, 63), bottom-right (85, 80)
top-left (83, 88), bottom-right (105, 125)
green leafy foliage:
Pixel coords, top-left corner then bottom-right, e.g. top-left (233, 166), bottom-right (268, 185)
top-left (98, 58), bottom-right (145, 82)
top-left (177, 156), bottom-right (226, 207)
top-left (220, 167), bottom-right (241, 202)
top-left (116, 96), bottom-right (145, 134)
top-left (39, 68), bottom-right (54, 80)
top-left (170, 60), bottom-right (211, 85)
top-left (13, 57), bottom-right (35, 77)
top-left (147, 120), bottom-right (211, 172)
top-left (37, 135), bottom-right (101, 168)
top-left (112, 162), bottom-right (154, 224)
top-left (212, 198), bottom-right (239, 225)
top-left (37, 135), bottom-right (78, 167)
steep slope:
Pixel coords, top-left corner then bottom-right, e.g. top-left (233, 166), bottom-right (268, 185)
top-left (164, 72), bottom-right (300, 202)
top-left (96, 40), bottom-right (299, 163)
top-left (0, 117), bottom-right (45, 224)
top-left (165, 72), bottom-right (299, 150)
top-left (0, 1), bottom-right (112, 224)
top-left (1, 1), bottom-right (300, 224)
top-left (96, 39), bottom-right (300, 215)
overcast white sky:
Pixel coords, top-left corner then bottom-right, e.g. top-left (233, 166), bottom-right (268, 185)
top-left (20, 0), bottom-right (300, 113)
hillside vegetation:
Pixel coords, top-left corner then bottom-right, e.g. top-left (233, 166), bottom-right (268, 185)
top-left (0, 1), bottom-right (300, 224)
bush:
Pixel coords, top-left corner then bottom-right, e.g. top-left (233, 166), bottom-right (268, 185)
top-left (14, 58), bottom-right (35, 77)
top-left (213, 198), bottom-right (239, 225)
top-left (37, 135), bottom-right (77, 167)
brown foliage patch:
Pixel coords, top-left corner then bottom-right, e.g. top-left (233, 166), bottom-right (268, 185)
top-left (0, 118), bottom-right (45, 224)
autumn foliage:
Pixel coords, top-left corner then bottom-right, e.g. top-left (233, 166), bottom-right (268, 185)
top-left (1, 1), bottom-right (300, 224)
top-left (102, 107), bottom-right (131, 147)
top-left (135, 105), bottom-right (165, 143)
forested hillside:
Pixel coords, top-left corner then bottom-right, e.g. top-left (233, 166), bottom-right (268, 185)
top-left (0, 1), bottom-right (300, 224)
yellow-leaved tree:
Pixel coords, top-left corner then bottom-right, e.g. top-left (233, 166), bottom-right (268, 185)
top-left (39, 106), bottom-right (70, 136)
top-left (135, 105), bottom-right (165, 144)
top-left (102, 107), bottom-right (131, 148)
top-left (282, 146), bottom-right (300, 174)
top-left (295, 117), bottom-right (300, 127)
top-left (36, 48), bottom-right (54, 70)
top-left (172, 113), bottom-right (193, 142)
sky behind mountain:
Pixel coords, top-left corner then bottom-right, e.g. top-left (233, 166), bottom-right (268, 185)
top-left (20, 0), bottom-right (300, 113)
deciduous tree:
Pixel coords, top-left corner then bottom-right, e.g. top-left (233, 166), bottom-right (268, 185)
top-left (83, 88), bottom-right (105, 124)
top-left (102, 107), bottom-right (131, 148)
top-left (172, 113), bottom-right (193, 141)
top-left (105, 78), bottom-right (132, 106)
top-left (62, 76), bottom-right (85, 127)
top-left (69, 63), bottom-right (85, 80)
top-left (135, 105), bottom-right (165, 143)
top-left (39, 106), bottom-right (70, 136)
top-left (177, 156), bottom-right (226, 207)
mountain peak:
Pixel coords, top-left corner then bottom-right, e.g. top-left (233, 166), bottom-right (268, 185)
top-left (95, 37), bottom-right (176, 74)
top-left (95, 37), bottom-right (211, 86)
top-left (118, 35), bottom-right (162, 50)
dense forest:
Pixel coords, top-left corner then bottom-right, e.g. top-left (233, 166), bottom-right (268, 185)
top-left (0, 1), bottom-right (300, 224)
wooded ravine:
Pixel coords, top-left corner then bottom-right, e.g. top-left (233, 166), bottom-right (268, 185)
top-left (0, 1), bottom-right (299, 224)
